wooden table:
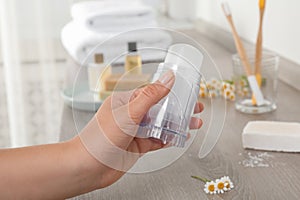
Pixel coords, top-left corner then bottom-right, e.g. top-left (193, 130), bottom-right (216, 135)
top-left (60, 30), bottom-right (300, 199)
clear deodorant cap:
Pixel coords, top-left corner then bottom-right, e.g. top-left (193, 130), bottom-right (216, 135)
top-left (137, 43), bottom-right (204, 147)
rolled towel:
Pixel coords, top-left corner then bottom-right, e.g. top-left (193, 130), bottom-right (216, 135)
top-left (242, 121), bottom-right (300, 152)
top-left (71, 0), bottom-right (156, 32)
top-left (61, 21), bottom-right (172, 65)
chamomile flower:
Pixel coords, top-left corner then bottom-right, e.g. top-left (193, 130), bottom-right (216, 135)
top-left (198, 78), bottom-right (239, 101)
top-left (191, 175), bottom-right (234, 195)
top-left (223, 89), bottom-right (232, 99)
top-left (242, 87), bottom-right (250, 97)
top-left (200, 83), bottom-right (207, 91)
top-left (239, 79), bottom-right (248, 87)
top-left (215, 179), bottom-right (226, 194)
top-left (206, 82), bottom-right (215, 90)
top-left (215, 82), bottom-right (223, 91)
top-left (204, 181), bottom-right (217, 194)
top-left (229, 92), bottom-right (236, 101)
top-left (211, 78), bottom-right (218, 85)
top-left (199, 90), bottom-right (208, 98)
top-left (221, 176), bottom-right (234, 191)
top-left (222, 82), bottom-right (230, 90)
top-left (237, 90), bottom-right (244, 97)
top-left (229, 84), bottom-right (236, 92)
top-left (208, 90), bottom-right (219, 98)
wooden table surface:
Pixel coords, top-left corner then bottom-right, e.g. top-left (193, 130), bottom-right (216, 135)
top-left (60, 30), bottom-right (300, 200)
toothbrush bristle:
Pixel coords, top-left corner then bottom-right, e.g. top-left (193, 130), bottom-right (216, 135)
top-left (222, 2), bottom-right (231, 16)
top-left (259, 0), bottom-right (265, 9)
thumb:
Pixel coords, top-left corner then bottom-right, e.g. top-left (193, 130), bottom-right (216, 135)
top-left (129, 70), bottom-right (175, 123)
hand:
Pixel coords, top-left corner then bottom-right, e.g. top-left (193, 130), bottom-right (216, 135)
top-left (77, 71), bottom-right (204, 188)
top-left (0, 71), bottom-right (203, 199)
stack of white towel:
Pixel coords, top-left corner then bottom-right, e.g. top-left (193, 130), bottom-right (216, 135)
top-left (61, 0), bottom-right (172, 65)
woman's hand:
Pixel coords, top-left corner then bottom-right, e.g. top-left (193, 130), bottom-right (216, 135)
top-left (0, 71), bottom-right (204, 199)
top-left (77, 70), bottom-right (204, 188)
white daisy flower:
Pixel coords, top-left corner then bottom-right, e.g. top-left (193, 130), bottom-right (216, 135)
top-left (200, 83), bottom-right (207, 91)
top-left (206, 82), bottom-right (215, 90)
top-left (221, 176), bottom-right (234, 191)
top-left (237, 90), bottom-right (244, 97)
top-left (229, 84), bottom-right (236, 92)
top-left (223, 88), bottom-right (232, 99)
top-left (208, 90), bottom-right (219, 98)
top-left (215, 179), bottom-right (226, 194)
top-left (229, 92), bottom-right (236, 101)
top-left (239, 79), bottom-right (248, 87)
top-left (215, 82), bottom-right (223, 91)
top-left (242, 87), bottom-right (250, 97)
top-left (199, 90), bottom-right (208, 98)
top-left (222, 82), bottom-right (231, 90)
top-left (192, 175), bottom-right (234, 195)
top-left (204, 181), bottom-right (217, 194)
top-left (211, 78), bottom-right (219, 85)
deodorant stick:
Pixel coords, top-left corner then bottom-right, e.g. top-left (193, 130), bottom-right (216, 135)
top-left (137, 44), bottom-right (204, 147)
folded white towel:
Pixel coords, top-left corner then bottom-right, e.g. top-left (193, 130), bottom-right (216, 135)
top-left (71, 0), bottom-right (143, 19)
top-left (71, 0), bottom-right (156, 32)
top-left (61, 21), bottom-right (173, 65)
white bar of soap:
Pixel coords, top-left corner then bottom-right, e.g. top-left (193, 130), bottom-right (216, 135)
top-left (242, 121), bottom-right (300, 152)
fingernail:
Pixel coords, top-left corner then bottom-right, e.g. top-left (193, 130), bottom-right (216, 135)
top-left (198, 119), bottom-right (203, 127)
top-left (158, 70), bottom-right (175, 86)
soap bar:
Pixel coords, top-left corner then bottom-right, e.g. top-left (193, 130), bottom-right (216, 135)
top-left (242, 121), bottom-right (300, 152)
top-left (99, 90), bottom-right (112, 101)
top-left (104, 74), bottom-right (151, 91)
top-left (88, 64), bottom-right (112, 92)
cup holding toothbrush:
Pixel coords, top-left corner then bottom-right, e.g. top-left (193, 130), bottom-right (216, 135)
top-left (232, 51), bottom-right (279, 114)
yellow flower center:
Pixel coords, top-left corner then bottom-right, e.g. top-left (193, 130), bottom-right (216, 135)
top-left (224, 181), bottom-right (230, 188)
top-left (208, 184), bottom-right (215, 192)
top-left (218, 182), bottom-right (224, 189)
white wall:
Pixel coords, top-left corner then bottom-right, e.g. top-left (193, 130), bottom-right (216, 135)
top-left (16, 0), bottom-right (71, 40)
top-left (0, 0), bottom-right (71, 62)
top-left (196, 0), bottom-right (300, 65)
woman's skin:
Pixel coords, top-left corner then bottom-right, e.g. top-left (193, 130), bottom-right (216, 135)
top-left (0, 71), bottom-right (204, 199)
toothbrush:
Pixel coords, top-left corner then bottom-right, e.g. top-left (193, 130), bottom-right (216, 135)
top-left (222, 1), bottom-right (264, 106)
top-left (255, 0), bottom-right (266, 75)
top-left (252, 0), bottom-right (266, 105)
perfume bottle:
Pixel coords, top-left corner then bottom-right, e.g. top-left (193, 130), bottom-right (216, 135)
top-left (87, 53), bottom-right (111, 92)
top-left (125, 42), bottom-right (142, 74)
top-left (137, 44), bottom-right (204, 147)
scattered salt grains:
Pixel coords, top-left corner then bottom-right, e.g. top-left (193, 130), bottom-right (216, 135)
top-left (239, 152), bottom-right (274, 168)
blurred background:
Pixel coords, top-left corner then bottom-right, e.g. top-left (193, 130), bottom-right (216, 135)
top-left (0, 0), bottom-right (299, 148)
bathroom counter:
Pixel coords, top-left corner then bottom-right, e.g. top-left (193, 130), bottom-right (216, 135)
top-left (59, 29), bottom-right (300, 200)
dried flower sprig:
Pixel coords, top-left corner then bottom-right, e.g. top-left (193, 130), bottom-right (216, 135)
top-left (191, 175), bottom-right (234, 194)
